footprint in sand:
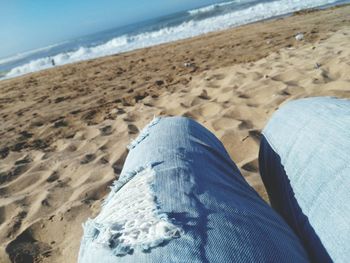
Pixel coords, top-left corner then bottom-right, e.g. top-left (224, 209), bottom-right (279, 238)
top-left (198, 89), bottom-right (211, 100)
top-left (180, 102), bottom-right (191, 109)
top-left (238, 119), bottom-right (254, 130)
top-left (80, 154), bottom-right (96, 164)
top-left (0, 156), bottom-right (32, 185)
top-left (238, 93), bottom-right (250, 99)
top-left (0, 147), bottom-right (10, 159)
top-left (277, 89), bottom-right (291, 96)
top-left (99, 155), bottom-right (110, 165)
top-left (99, 125), bottom-right (113, 136)
top-left (82, 110), bottom-right (105, 125)
top-left (46, 171), bottom-right (60, 183)
top-left (121, 98), bottom-right (135, 107)
top-left (127, 124), bottom-right (139, 135)
top-left (182, 111), bottom-right (196, 119)
top-left (6, 226), bottom-right (52, 262)
top-left (6, 211), bottom-right (28, 239)
top-left (53, 119), bottom-right (68, 128)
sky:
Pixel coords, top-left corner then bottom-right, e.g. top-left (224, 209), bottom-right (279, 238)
top-left (0, 0), bottom-right (226, 58)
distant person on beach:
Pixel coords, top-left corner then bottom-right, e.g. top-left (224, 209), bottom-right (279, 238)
top-left (51, 58), bottom-right (55, 66)
top-left (78, 97), bottom-right (349, 263)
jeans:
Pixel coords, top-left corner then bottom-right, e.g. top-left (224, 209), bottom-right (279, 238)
top-left (78, 97), bottom-right (349, 263)
top-left (260, 97), bottom-right (350, 263)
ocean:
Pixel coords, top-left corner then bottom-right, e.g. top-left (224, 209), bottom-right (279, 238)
top-left (0, 0), bottom-right (348, 80)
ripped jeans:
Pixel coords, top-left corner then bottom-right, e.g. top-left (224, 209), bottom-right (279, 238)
top-left (78, 97), bottom-right (350, 263)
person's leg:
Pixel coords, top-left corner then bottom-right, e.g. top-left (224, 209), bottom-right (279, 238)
top-left (259, 97), bottom-right (350, 262)
top-left (78, 117), bottom-right (308, 263)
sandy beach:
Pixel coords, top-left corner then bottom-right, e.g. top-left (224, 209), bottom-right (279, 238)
top-left (0, 4), bottom-right (350, 262)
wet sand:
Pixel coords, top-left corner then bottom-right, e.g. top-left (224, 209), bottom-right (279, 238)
top-left (0, 4), bottom-right (350, 262)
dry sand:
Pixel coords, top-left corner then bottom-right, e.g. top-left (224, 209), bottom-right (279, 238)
top-left (0, 5), bottom-right (350, 263)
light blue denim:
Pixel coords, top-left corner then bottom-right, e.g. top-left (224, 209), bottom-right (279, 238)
top-left (262, 97), bottom-right (350, 263)
top-left (78, 116), bottom-right (309, 262)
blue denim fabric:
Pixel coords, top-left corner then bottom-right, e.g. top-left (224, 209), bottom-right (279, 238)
top-left (259, 137), bottom-right (332, 262)
top-left (262, 97), bottom-right (350, 263)
top-left (78, 116), bottom-right (308, 262)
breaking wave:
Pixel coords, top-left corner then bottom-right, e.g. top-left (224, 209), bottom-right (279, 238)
top-left (0, 0), bottom-right (343, 80)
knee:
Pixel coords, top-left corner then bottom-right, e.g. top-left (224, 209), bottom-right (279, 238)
top-left (262, 97), bottom-right (343, 141)
top-left (149, 116), bottom-right (201, 133)
top-left (127, 116), bottom-right (200, 150)
top-left (267, 97), bottom-right (343, 123)
top-left (267, 97), bottom-right (332, 123)
top-left (159, 116), bottom-right (197, 125)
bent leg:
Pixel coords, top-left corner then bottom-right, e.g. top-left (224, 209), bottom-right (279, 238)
top-left (79, 117), bottom-right (308, 263)
top-left (260, 97), bottom-right (350, 262)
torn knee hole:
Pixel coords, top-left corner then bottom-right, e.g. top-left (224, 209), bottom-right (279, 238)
top-left (83, 164), bottom-right (183, 256)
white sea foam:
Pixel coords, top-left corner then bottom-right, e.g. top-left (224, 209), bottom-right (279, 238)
top-left (187, 0), bottom-right (236, 15)
top-left (0, 42), bottom-right (65, 66)
top-left (1, 0), bottom-right (341, 80)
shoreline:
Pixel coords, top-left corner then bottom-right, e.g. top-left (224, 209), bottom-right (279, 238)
top-left (1, 3), bottom-right (350, 82)
top-left (0, 4), bottom-right (350, 263)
